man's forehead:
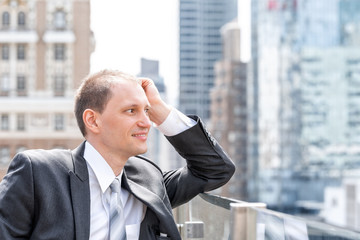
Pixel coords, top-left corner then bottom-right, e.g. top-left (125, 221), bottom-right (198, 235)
top-left (111, 80), bottom-right (144, 94)
top-left (110, 77), bottom-right (139, 86)
top-left (109, 81), bottom-right (149, 104)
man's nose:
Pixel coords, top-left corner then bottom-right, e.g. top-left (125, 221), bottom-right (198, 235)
top-left (138, 111), bottom-right (151, 128)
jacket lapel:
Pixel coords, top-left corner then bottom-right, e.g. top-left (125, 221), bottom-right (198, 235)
top-left (121, 171), bottom-right (181, 239)
top-left (70, 142), bottom-right (91, 240)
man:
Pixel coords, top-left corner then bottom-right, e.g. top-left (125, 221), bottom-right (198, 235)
top-left (0, 70), bottom-right (235, 239)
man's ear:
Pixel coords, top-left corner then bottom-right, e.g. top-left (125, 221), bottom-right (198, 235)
top-left (83, 109), bottom-right (100, 134)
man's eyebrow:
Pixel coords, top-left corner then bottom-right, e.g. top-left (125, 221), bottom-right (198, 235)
top-left (123, 104), bottom-right (151, 109)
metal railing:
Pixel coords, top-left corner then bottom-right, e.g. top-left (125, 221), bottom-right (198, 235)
top-left (174, 193), bottom-right (360, 240)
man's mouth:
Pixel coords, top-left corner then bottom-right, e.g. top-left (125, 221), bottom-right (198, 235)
top-left (132, 133), bottom-right (147, 137)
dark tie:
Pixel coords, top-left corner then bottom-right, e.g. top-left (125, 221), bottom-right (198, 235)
top-left (109, 178), bottom-right (127, 240)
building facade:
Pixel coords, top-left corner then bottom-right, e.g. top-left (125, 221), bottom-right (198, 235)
top-left (249, 0), bottom-right (301, 207)
top-left (178, 0), bottom-right (237, 122)
top-left (0, 0), bottom-right (94, 178)
top-left (249, 0), bottom-right (360, 211)
top-left (298, 0), bottom-right (360, 177)
top-left (210, 19), bottom-right (248, 199)
top-left (300, 47), bottom-right (360, 166)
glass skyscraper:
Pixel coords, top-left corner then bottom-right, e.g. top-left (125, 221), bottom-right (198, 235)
top-left (178, 0), bottom-right (237, 121)
top-left (249, 0), bottom-right (360, 211)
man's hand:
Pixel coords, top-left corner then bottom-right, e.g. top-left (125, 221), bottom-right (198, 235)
top-left (138, 78), bottom-right (171, 126)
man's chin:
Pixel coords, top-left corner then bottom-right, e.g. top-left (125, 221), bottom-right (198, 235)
top-left (137, 148), bottom-right (147, 155)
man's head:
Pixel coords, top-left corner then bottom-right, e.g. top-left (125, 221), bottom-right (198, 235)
top-left (75, 69), bottom-right (137, 137)
top-left (75, 69), bottom-right (152, 161)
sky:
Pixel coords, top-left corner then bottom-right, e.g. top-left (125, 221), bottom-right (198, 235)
top-left (89, 0), bottom-right (250, 105)
top-left (90, 0), bottom-right (179, 104)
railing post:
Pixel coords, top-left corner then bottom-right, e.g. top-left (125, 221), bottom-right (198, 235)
top-left (184, 221), bottom-right (204, 239)
top-left (230, 202), bottom-right (267, 240)
top-left (173, 199), bottom-right (191, 239)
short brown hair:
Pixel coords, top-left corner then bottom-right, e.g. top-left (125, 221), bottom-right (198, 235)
top-left (74, 69), bottom-right (138, 136)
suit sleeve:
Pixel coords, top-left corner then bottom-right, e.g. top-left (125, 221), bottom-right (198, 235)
top-left (0, 153), bottom-right (34, 238)
top-left (163, 116), bottom-right (235, 208)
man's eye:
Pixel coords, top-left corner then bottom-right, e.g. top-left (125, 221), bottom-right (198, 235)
top-left (126, 109), bottom-right (135, 113)
top-left (145, 108), bottom-right (150, 115)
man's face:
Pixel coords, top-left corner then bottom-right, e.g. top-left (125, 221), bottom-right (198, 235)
top-left (95, 80), bottom-right (151, 160)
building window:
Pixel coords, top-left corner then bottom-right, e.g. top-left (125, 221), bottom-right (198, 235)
top-left (17, 75), bottom-right (26, 96)
top-left (54, 10), bottom-right (66, 30)
top-left (54, 75), bottom-right (65, 96)
top-left (2, 12), bottom-right (10, 28)
top-left (17, 44), bottom-right (26, 60)
top-left (54, 44), bottom-right (65, 60)
top-left (54, 114), bottom-right (64, 131)
top-left (2, 44), bottom-right (9, 60)
top-left (0, 74), bottom-right (10, 96)
top-left (234, 106), bottom-right (244, 116)
top-left (17, 114), bottom-right (25, 131)
top-left (1, 114), bottom-right (9, 131)
top-left (0, 146), bottom-right (10, 165)
top-left (18, 11), bottom-right (26, 27)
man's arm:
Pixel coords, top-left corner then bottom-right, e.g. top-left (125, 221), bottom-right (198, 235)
top-left (163, 116), bottom-right (235, 208)
top-left (138, 78), bottom-right (235, 208)
top-left (139, 77), bottom-right (171, 126)
top-left (0, 153), bottom-right (34, 238)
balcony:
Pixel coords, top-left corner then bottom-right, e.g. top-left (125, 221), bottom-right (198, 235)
top-left (43, 30), bottom-right (75, 43)
top-left (0, 30), bottom-right (38, 43)
top-left (174, 193), bottom-right (360, 240)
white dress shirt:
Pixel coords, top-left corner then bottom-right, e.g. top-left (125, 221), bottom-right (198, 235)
top-left (84, 108), bottom-right (196, 240)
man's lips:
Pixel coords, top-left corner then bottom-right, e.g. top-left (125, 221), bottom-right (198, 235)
top-left (132, 132), bottom-right (148, 139)
top-left (132, 133), bottom-right (147, 137)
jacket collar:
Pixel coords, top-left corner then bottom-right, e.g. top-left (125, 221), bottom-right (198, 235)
top-left (71, 141), bottom-right (89, 181)
top-left (122, 170), bottom-right (181, 240)
top-left (70, 141), bottom-right (91, 240)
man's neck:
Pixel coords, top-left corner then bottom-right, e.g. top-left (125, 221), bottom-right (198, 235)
top-left (85, 139), bottom-right (128, 176)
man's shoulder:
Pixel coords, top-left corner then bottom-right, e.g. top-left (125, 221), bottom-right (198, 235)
top-left (20, 148), bottom-right (70, 157)
top-left (14, 148), bottom-right (73, 172)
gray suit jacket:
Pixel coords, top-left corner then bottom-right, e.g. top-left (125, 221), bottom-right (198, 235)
top-left (0, 116), bottom-right (235, 239)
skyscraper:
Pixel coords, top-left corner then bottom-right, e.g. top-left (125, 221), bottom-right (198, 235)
top-left (210, 19), bottom-right (248, 199)
top-left (299, 0), bottom-right (360, 167)
top-left (0, 0), bottom-right (94, 178)
top-left (250, 0), bottom-right (360, 211)
top-left (249, 0), bottom-right (303, 208)
top-left (178, 0), bottom-right (237, 122)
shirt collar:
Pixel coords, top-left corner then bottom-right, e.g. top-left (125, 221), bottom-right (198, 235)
top-left (83, 141), bottom-right (123, 193)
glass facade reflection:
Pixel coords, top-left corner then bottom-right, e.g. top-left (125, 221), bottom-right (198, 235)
top-left (248, 0), bottom-right (360, 230)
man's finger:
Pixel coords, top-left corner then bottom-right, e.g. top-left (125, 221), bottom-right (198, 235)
top-left (138, 77), bottom-right (153, 90)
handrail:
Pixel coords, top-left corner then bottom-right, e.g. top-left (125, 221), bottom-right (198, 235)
top-left (175, 193), bottom-right (360, 240)
top-left (253, 206), bottom-right (360, 239)
top-left (198, 193), bottom-right (243, 210)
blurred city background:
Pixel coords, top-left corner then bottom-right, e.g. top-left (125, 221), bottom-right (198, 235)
top-left (1, 0), bottom-right (360, 234)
